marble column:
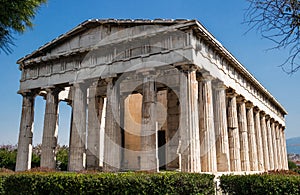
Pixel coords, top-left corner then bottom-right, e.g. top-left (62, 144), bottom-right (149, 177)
top-left (226, 90), bottom-right (241, 172)
top-left (140, 74), bottom-right (158, 172)
top-left (271, 120), bottom-right (278, 170)
top-left (166, 89), bottom-right (180, 170)
top-left (282, 127), bottom-right (288, 170)
top-left (237, 96), bottom-right (250, 171)
top-left (16, 91), bottom-right (36, 171)
top-left (213, 82), bottom-right (230, 172)
top-left (254, 108), bottom-right (264, 171)
top-left (279, 125), bottom-right (285, 170)
top-left (86, 83), bottom-right (104, 170)
top-left (260, 113), bottom-right (270, 171)
top-left (266, 116), bottom-right (274, 170)
top-left (103, 78), bottom-right (121, 172)
top-left (275, 123), bottom-right (282, 170)
top-left (68, 83), bottom-right (87, 171)
top-left (41, 87), bottom-right (60, 169)
top-left (246, 102), bottom-right (258, 171)
top-left (199, 73), bottom-right (216, 173)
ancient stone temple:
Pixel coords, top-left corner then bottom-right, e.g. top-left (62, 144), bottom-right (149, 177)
top-left (15, 19), bottom-right (288, 173)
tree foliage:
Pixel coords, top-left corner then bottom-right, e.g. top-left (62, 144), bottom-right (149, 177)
top-left (0, 0), bottom-right (46, 54)
top-left (0, 145), bottom-right (69, 171)
top-left (0, 145), bottom-right (17, 170)
top-left (245, 0), bottom-right (300, 74)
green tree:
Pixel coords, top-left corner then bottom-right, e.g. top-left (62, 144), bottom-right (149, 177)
top-left (0, 0), bottom-right (47, 54)
top-left (56, 145), bottom-right (69, 171)
top-left (0, 145), bottom-right (17, 170)
top-left (245, 0), bottom-right (300, 74)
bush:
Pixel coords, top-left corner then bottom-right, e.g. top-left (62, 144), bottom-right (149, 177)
top-left (0, 172), bottom-right (215, 195)
top-left (220, 174), bottom-right (300, 195)
top-left (288, 160), bottom-right (298, 170)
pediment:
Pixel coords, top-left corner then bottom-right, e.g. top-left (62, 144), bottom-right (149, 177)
top-left (18, 19), bottom-right (193, 65)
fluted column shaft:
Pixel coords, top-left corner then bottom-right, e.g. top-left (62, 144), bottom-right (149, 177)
top-left (87, 83), bottom-right (104, 170)
top-left (179, 69), bottom-right (201, 172)
top-left (166, 89), bottom-right (180, 170)
top-left (282, 128), bottom-right (288, 170)
top-left (246, 103), bottom-right (258, 171)
top-left (227, 91), bottom-right (241, 172)
top-left (279, 126), bottom-right (285, 169)
top-left (103, 78), bottom-right (121, 172)
top-left (271, 121), bottom-right (278, 170)
top-left (69, 83), bottom-right (87, 171)
top-left (237, 97), bottom-right (250, 171)
top-left (199, 73), bottom-right (217, 173)
top-left (213, 82), bottom-right (230, 172)
top-left (260, 114), bottom-right (269, 171)
top-left (16, 92), bottom-right (35, 171)
top-left (254, 109), bottom-right (264, 171)
top-left (140, 74), bottom-right (158, 172)
top-left (266, 117), bottom-right (274, 170)
top-left (275, 124), bottom-right (282, 170)
top-left (41, 88), bottom-right (60, 169)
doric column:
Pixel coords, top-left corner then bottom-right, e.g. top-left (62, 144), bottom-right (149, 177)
top-left (254, 108), bottom-right (264, 171)
top-left (86, 82), bottom-right (104, 170)
top-left (275, 123), bottom-right (282, 170)
top-left (281, 127), bottom-right (288, 170)
top-left (279, 125), bottom-right (285, 169)
top-left (271, 120), bottom-right (278, 170)
top-left (246, 102), bottom-right (258, 171)
top-left (226, 90), bottom-right (241, 172)
top-left (199, 72), bottom-right (216, 173)
top-left (103, 78), bottom-right (121, 172)
top-left (213, 81), bottom-right (230, 172)
top-left (178, 68), bottom-right (201, 172)
top-left (166, 89), bottom-right (180, 170)
top-left (266, 116), bottom-right (274, 170)
top-left (68, 83), bottom-right (87, 171)
top-left (16, 91), bottom-right (36, 171)
top-left (41, 87), bottom-right (60, 169)
top-left (260, 112), bottom-right (270, 171)
top-left (237, 96), bottom-right (250, 171)
top-left (140, 73), bottom-right (158, 172)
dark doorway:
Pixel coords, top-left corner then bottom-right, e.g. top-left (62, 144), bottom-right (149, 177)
top-left (158, 130), bottom-right (166, 170)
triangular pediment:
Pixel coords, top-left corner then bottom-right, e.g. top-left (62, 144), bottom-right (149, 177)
top-left (17, 19), bottom-right (194, 64)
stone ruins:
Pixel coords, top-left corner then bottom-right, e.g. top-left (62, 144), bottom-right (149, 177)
top-left (15, 19), bottom-right (288, 173)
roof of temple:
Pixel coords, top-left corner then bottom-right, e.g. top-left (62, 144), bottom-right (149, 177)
top-left (16, 19), bottom-right (288, 115)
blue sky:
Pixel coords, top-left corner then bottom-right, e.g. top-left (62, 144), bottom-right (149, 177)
top-left (0, 0), bottom-right (299, 145)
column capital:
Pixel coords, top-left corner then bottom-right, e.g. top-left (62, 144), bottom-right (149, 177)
top-left (213, 80), bottom-right (227, 90)
top-left (72, 81), bottom-right (89, 90)
top-left (178, 64), bottom-right (198, 72)
top-left (226, 88), bottom-right (237, 98)
top-left (197, 71), bottom-right (214, 81)
top-left (236, 95), bottom-right (247, 103)
top-left (253, 106), bottom-right (260, 113)
top-left (260, 111), bottom-right (266, 117)
top-left (265, 114), bottom-right (271, 120)
top-left (17, 89), bottom-right (38, 97)
top-left (44, 86), bottom-right (63, 95)
top-left (245, 101), bottom-right (254, 109)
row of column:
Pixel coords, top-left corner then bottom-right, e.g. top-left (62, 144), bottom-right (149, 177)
top-left (15, 68), bottom-right (289, 172)
top-left (178, 68), bottom-right (288, 173)
top-left (16, 80), bottom-right (109, 171)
